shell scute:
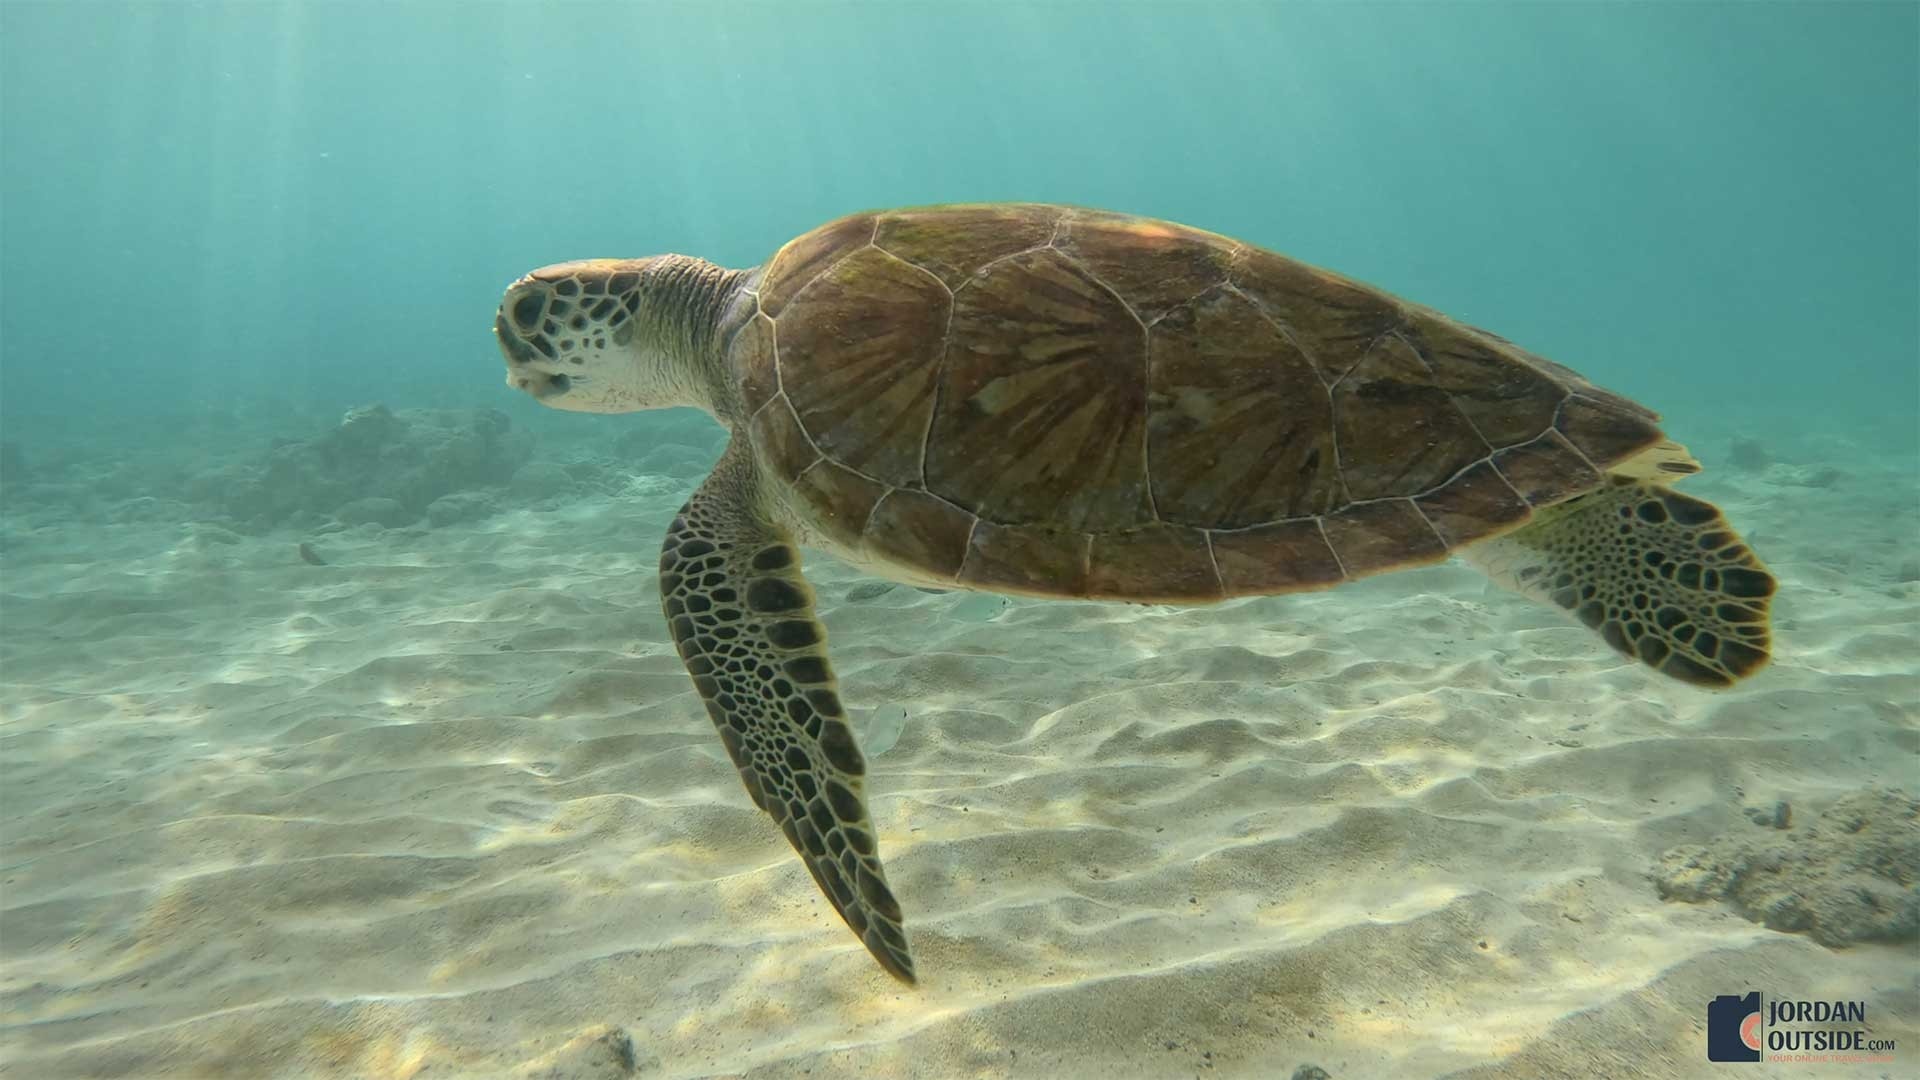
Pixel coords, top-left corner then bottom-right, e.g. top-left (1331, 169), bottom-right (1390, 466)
top-left (1556, 393), bottom-right (1664, 470)
top-left (777, 247), bottom-right (949, 488)
top-left (1492, 431), bottom-right (1604, 507)
top-left (1054, 211), bottom-right (1234, 325)
top-left (749, 392), bottom-right (820, 485)
top-left (1209, 520), bottom-right (1345, 593)
top-left (1406, 318), bottom-right (1566, 447)
top-left (791, 459), bottom-right (888, 553)
top-left (1332, 333), bottom-right (1488, 500)
top-left (864, 489), bottom-right (975, 582)
top-left (874, 204), bottom-right (1059, 290)
top-left (1320, 499), bottom-right (1449, 576)
top-left (960, 521), bottom-right (1089, 596)
top-left (1229, 245), bottom-right (1403, 386)
top-left (1413, 460), bottom-right (1532, 547)
top-left (760, 211), bottom-right (877, 318)
top-left (1147, 285), bottom-right (1338, 528)
top-left (927, 248), bottom-right (1151, 530)
top-left (1086, 524), bottom-right (1221, 602)
top-left (730, 312), bottom-right (779, 418)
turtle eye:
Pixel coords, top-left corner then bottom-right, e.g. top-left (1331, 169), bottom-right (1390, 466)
top-left (511, 290), bottom-right (546, 332)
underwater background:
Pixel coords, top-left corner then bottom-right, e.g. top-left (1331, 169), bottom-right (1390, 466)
top-left (2, 3), bottom-right (1915, 1078)
top-left (4, 1), bottom-right (1915, 445)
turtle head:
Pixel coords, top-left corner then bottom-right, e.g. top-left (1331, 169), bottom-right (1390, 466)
top-left (497, 259), bottom-right (655, 412)
top-left (497, 257), bottom-right (721, 414)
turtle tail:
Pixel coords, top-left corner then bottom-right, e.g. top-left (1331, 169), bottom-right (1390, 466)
top-left (1464, 480), bottom-right (1775, 687)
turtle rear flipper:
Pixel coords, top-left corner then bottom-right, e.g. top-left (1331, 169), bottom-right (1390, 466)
top-left (1465, 481), bottom-right (1775, 687)
top-left (660, 440), bottom-right (915, 983)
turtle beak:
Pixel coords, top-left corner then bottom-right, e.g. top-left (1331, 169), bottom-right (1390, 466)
top-left (518, 370), bottom-right (573, 399)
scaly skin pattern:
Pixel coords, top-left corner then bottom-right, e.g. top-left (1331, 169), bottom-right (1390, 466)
top-left (658, 441), bottom-right (914, 982)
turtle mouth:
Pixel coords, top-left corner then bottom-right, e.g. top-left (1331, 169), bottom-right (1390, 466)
top-left (510, 369), bottom-right (572, 399)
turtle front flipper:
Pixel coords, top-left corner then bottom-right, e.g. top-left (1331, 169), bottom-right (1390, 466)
top-left (660, 441), bottom-right (914, 983)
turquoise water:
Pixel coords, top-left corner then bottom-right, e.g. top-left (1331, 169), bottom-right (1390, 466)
top-left (2, 2), bottom-right (1913, 449)
top-left (2, 5), bottom-right (1917, 1078)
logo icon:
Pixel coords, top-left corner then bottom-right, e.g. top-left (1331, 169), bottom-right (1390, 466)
top-left (1708, 992), bottom-right (1763, 1063)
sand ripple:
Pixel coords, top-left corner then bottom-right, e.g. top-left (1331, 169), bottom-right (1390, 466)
top-left (2, 446), bottom-right (1914, 1078)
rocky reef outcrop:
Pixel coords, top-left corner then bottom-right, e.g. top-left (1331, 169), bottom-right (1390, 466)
top-left (1655, 788), bottom-right (1918, 947)
top-left (187, 404), bottom-right (532, 531)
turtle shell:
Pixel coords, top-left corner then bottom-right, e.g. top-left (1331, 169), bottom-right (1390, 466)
top-left (728, 203), bottom-right (1671, 603)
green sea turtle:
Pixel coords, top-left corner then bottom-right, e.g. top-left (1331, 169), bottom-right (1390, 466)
top-left (494, 203), bottom-right (1775, 983)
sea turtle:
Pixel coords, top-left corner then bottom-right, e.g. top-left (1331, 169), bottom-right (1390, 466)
top-left (493, 203), bottom-right (1775, 983)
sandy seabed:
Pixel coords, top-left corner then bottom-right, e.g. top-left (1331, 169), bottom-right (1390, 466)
top-left (2, 428), bottom-right (1915, 1080)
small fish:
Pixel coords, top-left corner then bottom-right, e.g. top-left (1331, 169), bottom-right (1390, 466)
top-left (297, 542), bottom-right (327, 566)
top-left (949, 593), bottom-right (1009, 622)
top-left (862, 704), bottom-right (909, 758)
